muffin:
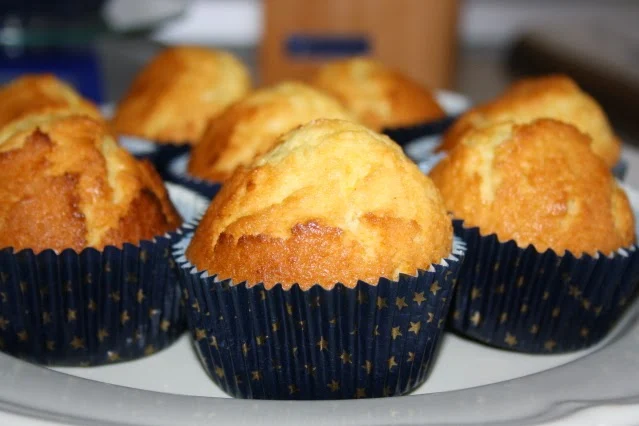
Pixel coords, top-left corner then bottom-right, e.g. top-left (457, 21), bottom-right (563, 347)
top-left (439, 75), bottom-right (621, 167)
top-left (187, 81), bottom-right (355, 182)
top-left (0, 74), bottom-right (102, 144)
top-left (112, 46), bottom-right (252, 145)
top-left (312, 58), bottom-right (445, 132)
top-left (176, 119), bottom-right (464, 399)
top-left (430, 119), bottom-right (638, 353)
top-left (0, 115), bottom-right (187, 365)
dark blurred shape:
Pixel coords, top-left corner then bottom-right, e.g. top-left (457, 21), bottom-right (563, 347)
top-left (508, 30), bottom-right (639, 145)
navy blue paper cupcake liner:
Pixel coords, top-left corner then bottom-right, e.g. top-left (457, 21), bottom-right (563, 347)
top-left (163, 153), bottom-right (222, 199)
top-left (450, 210), bottom-right (639, 353)
top-left (175, 230), bottom-right (465, 400)
top-left (383, 115), bottom-right (457, 147)
top-left (0, 184), bottom-right (209, 366)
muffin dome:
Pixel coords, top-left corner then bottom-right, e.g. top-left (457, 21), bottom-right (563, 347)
top-left (188, 81), bottom-right (355, 181)
top-left (312, 58), bottom-right (445, 131)
top-left (440, 75), bottom-right (621, 166)
top-left (430, 119), bottom-right (634, 256)
top-left (112, 46), bottom-right (251, 144)
top-left (0, 115), bottom-right (181, 253)
top-left (187, 119), bottom-right (452, 289)
top-left (0, 74), bottom-right (102, 144)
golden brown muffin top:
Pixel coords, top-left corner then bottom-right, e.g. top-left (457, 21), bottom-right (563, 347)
top-left (0, 115), bottom-right (181, 253)
top-left (430, 119), bottom-right (635, 256)
top-left (0, 74), bottom-right (103, 144)
top-left (440, 75), bottom-right (621, 166)
top-left (112, 46), bottom-right (252, 145)
top-left (188, 81), bottom-right (355, 182)
top-left (187, 119), bottom-right (452, 290)
top-left (312, 57), bottom-right (445, 131)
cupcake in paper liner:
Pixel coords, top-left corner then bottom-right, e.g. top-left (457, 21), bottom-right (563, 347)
top-left (312, 57), bottom-right (466, 146)
top-left (0, 115), bottom-right (209, 365)
top-left (430, 119), bottom-right (638, 353)
top-left (435, 74), bottom-right (626, 179)
top-left (176, 119), bottom-right (464, 399)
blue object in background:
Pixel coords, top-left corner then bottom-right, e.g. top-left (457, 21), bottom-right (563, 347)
top-left (0, 47), bottom-right (104, 103)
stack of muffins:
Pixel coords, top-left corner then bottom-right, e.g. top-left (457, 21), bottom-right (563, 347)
top-left (1, 44), bottom-right (637, 403)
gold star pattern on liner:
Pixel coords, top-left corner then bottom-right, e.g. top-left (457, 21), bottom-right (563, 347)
top-left (272, 361), bottom-right (282, 372)
top-left (109, 291), bottom-right (120, 302)
top-left (297, 320), bottom-right (305, 330)
top-left (210, 336), bottom-right (218, 349)
top-left (255, 335), bottom-right (266, 346)
top-left (260, 290), bottom-right (266, 301)
top-left (413, 292), bottom-right (426, 306)
top-left (543, 291), bottom-right (550, 300)
top-left (42, 312), bottom-right (51, 325)
top-left (139, 250), bottom-right (148, 263)
top-left (407, 352), bottom-right (415, 362)
top-left (438, 318), bottom-right (445, 328)
top-left (427, 312), bottom-right (434, 323)
top-left (241, 343), bottom-right (250, 356)
top-left (288, 384), bottom-right (299, 395)
top-left (251, 371), bottom-right (262, 381)
top-left (470, 311), bottom-right (481, 327)
top-left (63, 281), bottom-right (73, 293)
top-left (357, 291), bottom-right (368, 304)
top-left (148, 308), bottom-right (160, 318)
top-left (97, 328), bottom-right (109, 342)
top-left (312, 296), bottom-right (321, 308)
top-left (500, 313), bottom-right (508, 324)
top-left (327, 380), bottom-right (340, 392)
top-left (107, 351), bottom-right (120, 362)
top-left (160, 320), bottom-right (171, 332)
top-left (214, 365), bottom-right (225, 378)
top-left (362, 360), bottom-right (373, 375)
top-left (87, 299), bottom-right (97, 311)
top-left (504, 333), bottom-right (518, 347)
top-left (594, 305), bottom-right (603, 316)
top-left (495, 284), bottom-right (505, 294)
top-left (395, 297), bottom-right (408, 310)
top-left (530, 324), bottom-right (539, 334)
top-left (544, 340), bottom-right (557, 351)
top-left (144, 345), bottom-right (156, 355)
top-left (580, 327), bottom-right (590, 338)
top-left (493, 262), bottom-right (500, 271)
top-left (303, 364), bottom-right (317, 376)
top-left (350, 328), bottom-right (358, 335)
top-left (387, 356), bottom-right (398, 370)
top-left (133, 329), bottom-right (143, 342)
top-left (168, 258), bottom-right (176, 269)
top-left (286, 303), bottom-right (293, 315)
top-left (46, 340), bottom-right (55, 351)
top-left (136, 289), bottom-right (145, 304)
top-left (391, 326), bottom-right (402, 340)
top-left (329, 317), bottom-right (337, 325)
top-left (568, 286), bottom-right (582, 299)
top-left (340, 351), bottom-right (352, 364)
top-left (430, 281), bottom-right (442, 295)
top-left (453, 310), bottom-right (460, 320)
top-left (70, 336), bottom-right (85, 350)
top-left (19, 281), bottom-right (27, 293)
top-left (0, 292), bottom-right (7, 303)
top-left (520, 304), bottom-right (528, 314)
top-left (376, 296), bottom-right (388, 310)
top-left (0, 316), bottom-right (9, 330)
top-left (126, 273), bottom-right (138, 284)
top-left (191, 300), bottom-right (200, 312)
top-left (194, 329), bottom-right (206, 341)
top-left (354, 388), bottom-right (367, 398)
top-left (516, 276), bottom-right (525, 288)
top-left (271, 321), bottom-right (280, 332)
top-left (408, 321), bottom-right (421, 335)
top-left (552, 307), bottom-right (561, 318)
top-left (471, 287), bottom-right (481, 300)
top-left (85, 273), bottom-right (92, 284)
top-left (104, 262), bottom-right (112, 272)
top-left (292, 347), bottom-right (298, 356)
top-left (373, 325), bottom-right (380, 336)
top-left (317, 337), bottom-right (328, 351)
top-left (235, 375), bottom-right (243, 385)
top-left (582, 299), bottom-right (591, 311)
top-left (383, 386), bottom-right (392, 397)
top-left (163, 247), bottom-right (170, 258)
top-left (16, 330), bottom-right (28, 341)
top-left (120, 310), bottom-right (130, 325)
top-left (67, 309), bottom-right (77, 322)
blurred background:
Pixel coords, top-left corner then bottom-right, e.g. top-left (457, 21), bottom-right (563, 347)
top-left (1, 0), bottom-right (638, 140)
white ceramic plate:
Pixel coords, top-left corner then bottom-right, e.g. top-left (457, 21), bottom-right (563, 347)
top-left (4, 112), bottom-right (639, 426)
